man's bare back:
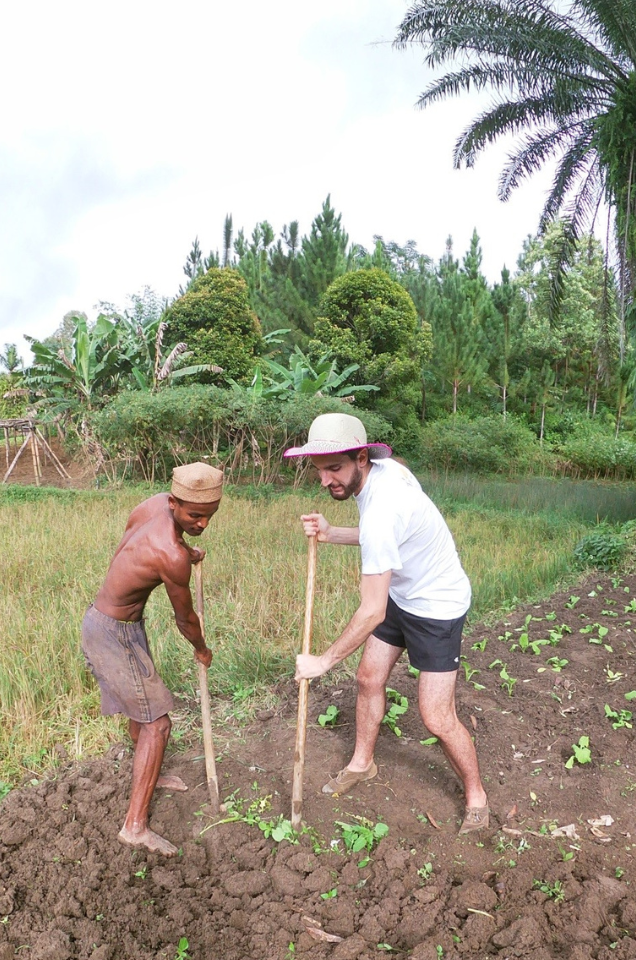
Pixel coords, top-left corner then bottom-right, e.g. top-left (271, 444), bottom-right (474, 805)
top-left (95, 493), bottom-right (197, 623)
top-left (95, 493), bottom-right (218, 640)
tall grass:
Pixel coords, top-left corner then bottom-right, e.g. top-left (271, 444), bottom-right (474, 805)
top-left (0, 483), bottom-right (586, 785)
top-left (420, 471), bottom-right (636, 524)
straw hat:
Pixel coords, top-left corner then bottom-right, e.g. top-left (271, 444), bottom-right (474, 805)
top-left (171, 462), bottom-right (224, 503)
top-left (284, 413), bottom-right (392, 459)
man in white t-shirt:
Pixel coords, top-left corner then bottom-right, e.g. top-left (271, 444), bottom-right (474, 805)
top-left (284, 413), bottom-right (488, 834)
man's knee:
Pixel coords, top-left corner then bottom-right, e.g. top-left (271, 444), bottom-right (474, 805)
top-left (419, 702), bottom-right (458, 739)
top-left (148, 713), bottom-right (172, 741)
top-left (356, 661), bottom-right (386, 695)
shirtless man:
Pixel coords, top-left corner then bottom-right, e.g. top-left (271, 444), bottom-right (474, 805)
top-left (82, 461), bottom-right (223, 856)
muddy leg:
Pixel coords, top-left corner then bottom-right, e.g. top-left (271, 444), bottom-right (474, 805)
top-left (118, 715), bottom-right (179, 856)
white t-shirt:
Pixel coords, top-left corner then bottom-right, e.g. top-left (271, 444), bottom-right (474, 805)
top-left (354, 458), bottom-right (471, 619)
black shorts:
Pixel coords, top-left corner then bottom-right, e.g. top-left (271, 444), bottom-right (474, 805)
top-left (373, 595), bottom-right (466, 673)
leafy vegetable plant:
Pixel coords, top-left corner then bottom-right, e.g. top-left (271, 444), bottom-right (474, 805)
top-left (318, 705), bottom-right (339, 728)
top-left (604, 704), bottom-right (633, 729)
top-left (382, 688), bottom-right (408, 737)
top-left (335, 816), bottom-right (389, 853)
top-left (565, 736), bottom-right (591, 769)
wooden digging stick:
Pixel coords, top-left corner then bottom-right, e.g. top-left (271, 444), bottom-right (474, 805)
top-left (194, 560), bottom-right (220, 815)
top-left (291, 535), bottom-right (318, 831)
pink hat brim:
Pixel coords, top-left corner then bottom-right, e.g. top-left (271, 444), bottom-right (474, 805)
top-left (284, 441), bottom-right (392, 459)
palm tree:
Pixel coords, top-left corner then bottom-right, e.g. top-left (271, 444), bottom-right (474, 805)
top-left (395, 0), bottom-right (636, 340)
top-left (0, 343), bottom-right (23, 374)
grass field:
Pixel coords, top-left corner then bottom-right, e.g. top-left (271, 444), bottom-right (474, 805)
top-left (0, 481), bottom-right (590, 787)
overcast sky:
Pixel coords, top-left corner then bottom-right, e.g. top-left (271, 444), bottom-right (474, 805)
top-left (1, 0), bottom-right (553, 361)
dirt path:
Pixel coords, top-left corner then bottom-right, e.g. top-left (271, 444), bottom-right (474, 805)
top-left (1, 572), bottom-right (636, 959)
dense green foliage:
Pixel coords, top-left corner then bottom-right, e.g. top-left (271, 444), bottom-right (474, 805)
top-left (167, 268), bottom-right (262, 382)
top-left (312, 268), bottom-right (431, 406)
top-left (90, 386), bottom-right (392, 484)
top-left (574, 528), bottom-right (628, 570)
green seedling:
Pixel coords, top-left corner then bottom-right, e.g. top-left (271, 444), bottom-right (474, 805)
top-left (489, 659), bottom-right (517, 696)
top-left (625, 691), bottom-right (636, 701)
top-left (335, 816), bottom-right (389, 853)
top-left (533, 879), bottom-right (565, 903)
top-left (436, 946), bottom-right (445, 959)
top-left (134, 866), bottom-right (147, 879)
top-left (565, 596), bottom-right (580, 609)
top-left (382, 688), bottom-right (408, 737)
top-left (548, 624), bottom-right (571, 645)
top-left (320, 888), bottom-right (337, 900)
top-left (605, 667), bottom-right (624, 684)
top-left (420, 736), bottom-right (439, 746)
top-left (565, 735), bottom-right (591, 769)
top-left (605, 705), bottom-right (633, 729)
top-left (558, 845), bottom-right (575, 862)
top-left (462, 660), bottom-right (480, 683)
top-left (259, 815), bottom-right (299, 843)
top-left (210, 792), bottom-right (301, 845)
top-left (545, 611), bottom-right (557, 621)
top-left (498, 630), bottom-right (513, 642)
top-left (407, 665), bottom-right (420, 678)
top-left (471, 638), bottom-right (488, 652)
top-left (601, 610), bottom-right (618, 617)
top-left (615, 867), bottom-right (625, 879)
top-left (377, 945), bottom-right (398, 953)
top-left (317, 705), bottom-right (340, 728)
top-left (174, 938), bottom-right (190, 960)
top-left (417, 862), bottom-right (434, 882)
top-left (625, 599), bottom-right (636, 613)
top-left (286, 943), bottom-right (296, 958)
top-left (544, 656), bottom-right (568, 672)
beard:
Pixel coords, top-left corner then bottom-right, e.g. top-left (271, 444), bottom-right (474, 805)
top-left (328, 464), bottom-right (363, 500)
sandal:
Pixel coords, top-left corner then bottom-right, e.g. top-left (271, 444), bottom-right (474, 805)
top-left (459, 805), bottom-right (489, 834)
top-left (322, 762), bottom-right (378, 795)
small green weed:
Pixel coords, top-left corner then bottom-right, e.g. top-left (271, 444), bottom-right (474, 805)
top-left (417, 862), bottom-right (434, 882)
top-left (335, 816), bottom-right (389, 853)
top-left (565, 596), bottom-right (580, 609)
top-left (320, 888), bottom-right (337, 900)
top-left (533, 879), bottom-right (565, 902)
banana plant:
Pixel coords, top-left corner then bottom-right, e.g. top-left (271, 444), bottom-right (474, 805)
top-left (24, 314), bottom-right (124, 412)
top-left (235, 346), bottom-right (379, 399)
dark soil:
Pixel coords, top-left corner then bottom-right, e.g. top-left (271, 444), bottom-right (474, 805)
top-left (2, 572), bottom-right (636, 960)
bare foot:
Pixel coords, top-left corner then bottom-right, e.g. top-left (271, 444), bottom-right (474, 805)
top-left (118, 825), bottom-right (178, 857)
top-left (156, 775), bottom-right (188, 792)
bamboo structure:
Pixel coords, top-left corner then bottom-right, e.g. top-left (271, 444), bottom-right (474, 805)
top-left (1, 419), bottom-right (71, 486)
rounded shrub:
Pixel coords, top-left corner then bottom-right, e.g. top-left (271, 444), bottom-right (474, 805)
top-left (573, 529), bottom-right (627, 570)
top-left (418, 415), bottom-right (547, 475)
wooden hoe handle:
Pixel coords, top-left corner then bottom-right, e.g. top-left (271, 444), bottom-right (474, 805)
top-left (291, 535), bottom-right (318, 831)
top-left (194, 561), bottom-right (220, 815)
